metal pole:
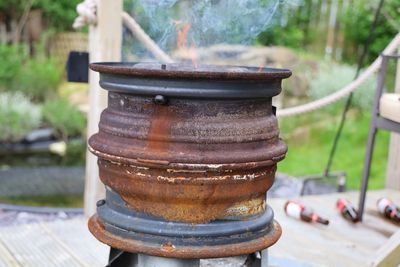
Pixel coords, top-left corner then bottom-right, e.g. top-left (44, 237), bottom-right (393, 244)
top-left (137, 254), bottom-right (200, 267)
top-left (107, 250), bottom-right (200, 267)
top-left (261, 249), bottom-right (268, 267)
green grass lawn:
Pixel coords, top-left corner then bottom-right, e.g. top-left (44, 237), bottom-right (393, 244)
top-left (278, 107), bottom-right (390, 190)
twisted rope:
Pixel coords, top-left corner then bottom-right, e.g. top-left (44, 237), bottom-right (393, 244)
top-left (73, 0), bottom-right (97, 29)
top-left (277, 33), bottom-right (400, 118)
top-left (72, 2), bottom-right (400, 117)
top-left (73, 0), bottom-right (173, 63)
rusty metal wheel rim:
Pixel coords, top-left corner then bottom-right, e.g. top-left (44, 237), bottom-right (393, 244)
top-left (88, 215), bottom-right (282, 259)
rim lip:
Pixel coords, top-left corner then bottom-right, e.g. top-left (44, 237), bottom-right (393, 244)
top-left (88, 215), bottom-right (282, 259)
top-left (89, 62), bottom-right (292, 80)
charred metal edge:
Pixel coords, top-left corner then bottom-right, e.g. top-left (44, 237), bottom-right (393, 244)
top-left (88, 215), bottom-right (281, 259)
top-left (90, 62), bottom-right (292, 81)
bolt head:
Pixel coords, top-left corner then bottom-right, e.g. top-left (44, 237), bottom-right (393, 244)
top-left (154, 95), bottom-right (168, 105)
top-left (96, 199), bottom-right (106, 207)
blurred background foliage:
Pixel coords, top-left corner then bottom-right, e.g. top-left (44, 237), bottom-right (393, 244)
top-left (0, 0), bottom-right (86, 169)
top-left (257, 0), bottom-right (399, 64)
top-left (0, 0), bottom-right (398, 193)
top-left (0, 0), bottom-right (81, 31)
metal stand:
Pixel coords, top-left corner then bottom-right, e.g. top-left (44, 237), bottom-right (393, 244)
top-left (107, 249), bottom-right (269, 267)
top-left (358, 54), bottom-right (400, 221)
top-left (107, 249), bottom-right (200, 267)
top-left (243, 250), bottom-right (268, 267)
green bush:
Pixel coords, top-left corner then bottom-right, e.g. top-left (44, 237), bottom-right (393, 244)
top-left (0, 0), bottom-right (82, 32)
top-left (37, 0), bottom-right (83, 31)
top-left (42, 98), bottom-right (86, 139)
top-left (0, 92), bottom-right (42, 142)
top-left (340, 0), bottom-right (398, 64)
top-left (0, 45), bottom-right (26, 89)
top-left (309, 62), bottom-right (376, 112)
top-left (11, 57), bottom-right (63, 102)
top-left (62, 139), bottom-right (86, 166)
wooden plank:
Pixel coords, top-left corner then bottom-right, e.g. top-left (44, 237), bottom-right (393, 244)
top-left (386, 52), bottom-right (400, 190)
top-left (269, 190), bottom-right (400, 267)
top-left (0, 238), bottom-right (21, 267)
top-left (0, 223), bottom-right (83, 267)
top-left (44, 219), bottom-right (108, 267)
top-left (370, 230), bottom-right (400, 267)
top-left (84, 0), bottom-right (123, 217)
top-left (0, 190), bottom-right (397, 266)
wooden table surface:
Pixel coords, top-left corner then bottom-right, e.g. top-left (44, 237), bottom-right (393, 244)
top-left (0, 189), bottom-right (398, 267)
top-left (269, 189), bottom-right (400, 267)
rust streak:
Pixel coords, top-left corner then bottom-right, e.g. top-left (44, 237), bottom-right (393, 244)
top-left (146, 105), bottom-right (174, 153)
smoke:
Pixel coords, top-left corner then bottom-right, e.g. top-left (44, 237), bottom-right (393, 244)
top-left (123, 0), bottom-right (298, 60)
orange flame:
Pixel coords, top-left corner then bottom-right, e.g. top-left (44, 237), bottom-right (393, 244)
top-left (257, 64), bottom-right (265, 73)
top-left (174, 20), bottom-right (199, 68)
top-left (190, 36), bottom-right (199, 68)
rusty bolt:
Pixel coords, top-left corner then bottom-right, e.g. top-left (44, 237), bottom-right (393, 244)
top-left (96, 199), bottom-right (106, 207)
top-left (154, 95), bottom-right (168, 105)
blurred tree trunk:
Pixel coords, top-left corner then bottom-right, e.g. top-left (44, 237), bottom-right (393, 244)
top-left (11, 0), bottom-right (32, 45)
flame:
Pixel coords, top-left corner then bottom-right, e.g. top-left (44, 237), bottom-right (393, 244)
top-left (173, 20), bottom-right (199, 68)
top-left (190, 36), bottom-right (199, 68)
top-left (257, 63), bottom-right (265, 73)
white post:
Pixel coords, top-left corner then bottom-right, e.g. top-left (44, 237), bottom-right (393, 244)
top-left (84, 0), bottom-right (122, 217)
top-left (386, 52), bottom-right (400, 190)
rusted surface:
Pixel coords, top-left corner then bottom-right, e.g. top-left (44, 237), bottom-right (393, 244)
top-left (97, 159), bottom-right (275, 223)
top-left (88, 215), bottom-right (282, 259)
top-left (89, 93), bottom-right (286, 223)
top-left (88, 62), bottom-right (290, 257)
top-left (90, 62), bottom-right (291, 80)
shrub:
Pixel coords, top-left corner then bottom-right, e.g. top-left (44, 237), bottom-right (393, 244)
top-left (0, 45), bottom-right (26, 89)
top-left (62, 139), bottom-right (86, 166)
top-left (340, 0), bottom-right (398, 64)
top-left (11, 57), bottom-right (63, 102)
top-left (42, 98), bottom-right (86, 139)
top-left (309, 62), bottom-right (376, 112)
top-left (0, 92), bottom-right (42, 142)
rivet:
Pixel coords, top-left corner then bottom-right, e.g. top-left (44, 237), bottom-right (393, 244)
top-left (154, 95), bottom-right (168, 105)
top-left (96, 199), bottom-right (106, 207)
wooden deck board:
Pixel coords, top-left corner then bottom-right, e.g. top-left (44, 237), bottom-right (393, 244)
top-left (0, 223), bottom-right (85, 267)
top-left (42, 219), bottom-right (108, 266)
top-left (0, 219), bottom-right (108, 267)
top-left (268, 189), bottom-right (400, 267)
top-left (0, 189), bottom-right (398, 267)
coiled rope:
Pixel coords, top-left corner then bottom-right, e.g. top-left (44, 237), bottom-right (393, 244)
top-left (73, 0), bottom-right (400, 117)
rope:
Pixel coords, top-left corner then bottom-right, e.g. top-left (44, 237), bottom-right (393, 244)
top-left (277, 33), bottom-right (400, 118)
top-left (73, 0), bottom-right (97, 29)
top-left (72, 1), bottom-right (400, 117)
top-left (121, 12), bottom-right (174, 63)
top-left (73, 0), bottom-right (173, 63)
top-left (324, 0), bottom-right (385, 177)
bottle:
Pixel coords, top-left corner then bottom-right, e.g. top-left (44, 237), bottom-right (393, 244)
top-left (284, 200), bottom-right (329, 225)
top-left (377, 198), bottom-right (400, 223)
top-left (336, 199), bottom-right (359, 223)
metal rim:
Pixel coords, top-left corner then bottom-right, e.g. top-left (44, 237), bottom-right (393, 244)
top-left (98, 190), bottom-right (275, 238)
top-left (90, 62), bottom-right (292, 80)
top-left (88, 215), bottom-right (282, 259)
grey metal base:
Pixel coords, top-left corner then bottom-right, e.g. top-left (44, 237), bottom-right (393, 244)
top-left (107, 249), bottom-right (268, 267)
